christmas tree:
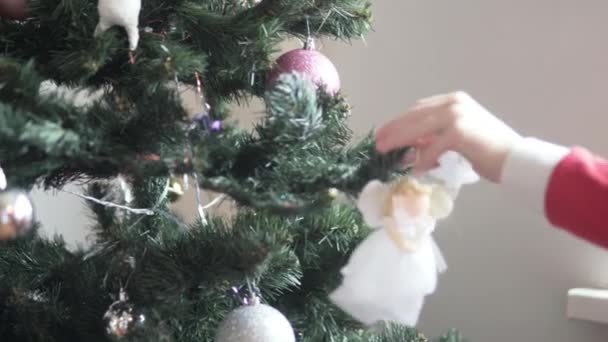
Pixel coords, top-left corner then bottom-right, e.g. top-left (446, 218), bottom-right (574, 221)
top-left (0, 0), bottom-right (458, 341)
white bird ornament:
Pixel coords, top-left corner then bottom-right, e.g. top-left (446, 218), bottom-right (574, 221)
top-left (94, 0), bottom-right (142, 64)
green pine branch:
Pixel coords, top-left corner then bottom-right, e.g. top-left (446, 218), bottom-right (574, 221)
top-left (0, 203), bottom-right (427, 341)
top-left (0, 1), bottom-right (445, 341)
top-left (1, 59), bottom-right (406, 211)
top-left (3, 0), bottom-right (371, 100)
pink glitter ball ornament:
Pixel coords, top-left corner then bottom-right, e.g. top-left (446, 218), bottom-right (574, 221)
top-left (268, 45), bottom-right (341, 95)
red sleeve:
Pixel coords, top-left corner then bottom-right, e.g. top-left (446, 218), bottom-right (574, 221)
top-left (545, 148), bottom-right (608, 248)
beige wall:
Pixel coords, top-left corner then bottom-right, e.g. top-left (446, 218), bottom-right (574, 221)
top-left (324, 0), bottom-right (608, 340)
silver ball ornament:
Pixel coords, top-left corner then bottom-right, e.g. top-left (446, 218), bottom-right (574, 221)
top-left (103, 290), bottom-right (145, 338)
top-left (0, 189), bottom-right (34, 241)
top-left (215, 299), bottom-right (295, 342)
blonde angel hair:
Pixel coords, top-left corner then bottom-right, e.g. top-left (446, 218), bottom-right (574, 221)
top-left (384, 178), bottom-right (454, 220)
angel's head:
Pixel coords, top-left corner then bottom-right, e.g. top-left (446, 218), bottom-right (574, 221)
top-left (384, 178), bottom-right (454, 220)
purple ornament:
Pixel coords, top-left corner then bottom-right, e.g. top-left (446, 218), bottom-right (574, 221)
top-left (192, 112), bottom-right (222, 133)
top-left (210, 120), bottom-right (222, 133)
top-left (191, 103), bottom-right (222, 133)
top-left (268, 46), bottom-right (341, 95)
top-left (192, 111), bottom-right (211, 129)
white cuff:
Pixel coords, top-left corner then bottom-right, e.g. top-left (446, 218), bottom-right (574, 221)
top-left (500, 137), bottom-right (570, 216)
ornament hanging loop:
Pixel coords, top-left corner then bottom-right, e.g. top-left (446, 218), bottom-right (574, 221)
top-left (304, 16), bottom-right (315, 50)
top-left (245, 278), bottom-right (260, 305)
top-left (118, 287), bottom-right (128, 302)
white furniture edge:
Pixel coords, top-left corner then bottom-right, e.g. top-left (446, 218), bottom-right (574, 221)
top-left (567, 288), bottom-right (608, 325)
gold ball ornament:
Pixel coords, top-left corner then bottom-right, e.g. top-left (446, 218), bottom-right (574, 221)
top-left (215, 297), bottom-right (295, 342)
top-left (0, 189), bottom-right (34, 241)
top-left (167, 176), bottom-right (185, 202)
top-left (327, 188), bottom-right (340, 198)
top-left (328, 188), bottom-right (340, 199)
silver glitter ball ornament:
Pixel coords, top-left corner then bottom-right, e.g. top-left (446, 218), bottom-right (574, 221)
top-left (0, 189), bottom-right (34, 241)
top-left (103, 290), bottom-right (145, 338)
top-left (215, 299), bottom-right (295, 342)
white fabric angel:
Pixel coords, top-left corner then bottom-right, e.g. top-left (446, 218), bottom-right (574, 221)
top-left (330, 151), bottom-right (479, 326)
top-left (330, 178), bottom-right (451, 326)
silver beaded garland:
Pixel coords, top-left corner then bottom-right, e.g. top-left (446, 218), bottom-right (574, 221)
top-left (215, 297), bottom-right (295, 342)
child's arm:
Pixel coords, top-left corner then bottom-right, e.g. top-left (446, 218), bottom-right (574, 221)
top-left (503, 139), bottom-right (608, 248)
top-left (375, 92), bottom-right (608, 248)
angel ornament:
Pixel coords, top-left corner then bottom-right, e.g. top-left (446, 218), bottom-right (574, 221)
top-left (330, 151), bottom-right (479, 327)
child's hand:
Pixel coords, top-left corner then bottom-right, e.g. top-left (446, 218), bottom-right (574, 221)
top-left (375, 92), bottom-right (522, 182)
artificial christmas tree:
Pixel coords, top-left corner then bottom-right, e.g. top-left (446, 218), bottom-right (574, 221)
top-left (0, 0), bottom-right (466, 341)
